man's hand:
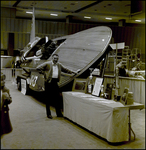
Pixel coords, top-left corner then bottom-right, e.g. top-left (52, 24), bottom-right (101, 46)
top-left (39, 70), bottom-right (44, 74)
top-left (73, 69), bottom-right (81, 75)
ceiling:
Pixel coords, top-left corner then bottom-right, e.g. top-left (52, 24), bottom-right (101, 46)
top-left (1, 1), bottom-right (145, 24)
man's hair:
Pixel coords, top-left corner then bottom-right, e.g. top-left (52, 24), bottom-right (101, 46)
top-left (52, 53), bottom-right (59, 57)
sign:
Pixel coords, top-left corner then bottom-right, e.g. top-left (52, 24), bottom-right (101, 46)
top-left (92, 77), bottom-right (103, 97)
top-left (21, 79), bottom-right (27, 95)
top-left (109, 42), bottom-right (125, 50)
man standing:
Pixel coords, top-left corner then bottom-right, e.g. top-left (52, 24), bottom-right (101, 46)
top-left (36, 53), bottom-right (78, 119)
top-left (1, 72), bottom-right (13, 136)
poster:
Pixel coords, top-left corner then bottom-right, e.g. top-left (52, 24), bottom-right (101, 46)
top-left (92, 78), bottom-right (103, 97)
top-left (21, 79), bottom-right (27, 95)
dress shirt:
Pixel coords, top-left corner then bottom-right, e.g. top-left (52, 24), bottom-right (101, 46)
top-left (52, 62), bottom-right (58, 78)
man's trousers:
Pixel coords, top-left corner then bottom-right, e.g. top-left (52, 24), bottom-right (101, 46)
top-left (45, 79), bottom-right (62, 116)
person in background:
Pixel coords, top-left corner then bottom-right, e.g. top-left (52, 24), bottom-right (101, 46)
top-left (1, 73), bottom-right (13, 136)
top-left (36, 53), bottom-right (79, 119)
top-left (116, 61), bottom-right (127, 77)
top-left (119, 64), bottom-right (126, 77)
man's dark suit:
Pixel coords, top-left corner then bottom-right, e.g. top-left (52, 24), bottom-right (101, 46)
top-left (36, 60), bottom-right (74, 117)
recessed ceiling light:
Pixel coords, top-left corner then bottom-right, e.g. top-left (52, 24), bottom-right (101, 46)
top-left (70, 3), bottom-right (75, 5)
top-left (26, 11), bottom-right (33, 14)
top-left (84, 16), bottom-right (91, 19)
top-left (105, 17), bottom-right (112, 20)
top-left (50, 13), bottom-right (58, 16)
top-left (135, 20), bottom-right (141, 22)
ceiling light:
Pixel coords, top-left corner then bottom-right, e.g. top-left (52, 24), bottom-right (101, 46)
top-left (70, 3), bottom-right (75, 5)
top-left (105, 17), bottom-right (112, 20)
top-left (26, 11), bottom-right (33, 14)
top-left (135, 20), bottom-right (141, 22)
top-left (50, 13), bottom-right (58, 16)
top-left (84, 16), bottom-right (91, 19)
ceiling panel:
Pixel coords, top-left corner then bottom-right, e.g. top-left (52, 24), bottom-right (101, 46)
top-left (1, 1), bottom-right (16, 7)
top-left (17, 1), bottom-right (96, 12)
top-left (82, 1), bottom-right (131, 15)
top-left (1, 1), bottom-right (145, 24)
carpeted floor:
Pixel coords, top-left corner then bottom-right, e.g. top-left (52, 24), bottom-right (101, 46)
top-left (1, 81), bottom-right (145, 149)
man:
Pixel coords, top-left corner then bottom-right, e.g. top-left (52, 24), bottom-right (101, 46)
top-left (116, 61), bottom-right (127, 77)
top-left (119, 64), bottom-right (126, 77)
top-left (36, 53), bottom-right (78, 119)
top-left (1, 72), bottom-right (13, 136)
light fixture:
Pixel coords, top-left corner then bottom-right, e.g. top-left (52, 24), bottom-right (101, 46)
top-left (105, 17), bottom-right (112, 20)
top-left (135, 20), bottom-right (141, 22)
top-left (26, 11), bottom-right (33, 14)
top-left (50, 13), bottom-right (58, 16)
top-left (84, 16), bottom-right (91, 19)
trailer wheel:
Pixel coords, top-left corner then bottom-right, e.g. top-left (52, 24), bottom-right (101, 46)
top-left (17, 79), bottom-right (21, 91)
top-left (17, 78), bottom-right (29, 95)
top-left (25, 80), bottom-right (30, 95)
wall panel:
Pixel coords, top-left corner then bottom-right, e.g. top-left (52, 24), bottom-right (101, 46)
top-left (68, 23), bottom-right (73, 34)
top-left (130, 28), bottom-right (136, 48)
top-left (6, 18), bottom-right (11, 32)
top-left (53, 22), bottom-right (58, 34)
top-left (123, 27), bottom-right (131, 47)
top-left (2, 32), bottom-right (8, 49)
top-left (10, 19), bottom-right (15, 32)
top-left (14, 19), bottom-right (19, 32)
top-left (1, 32), bottom-right (8, 49)
top-left (46, 21), bottom-right (50, 34)
top-left (18, 33), bottom-right (22, 48)
top-left (42, 21), bottom-right (47, 34)
top-left (14, 33), bottom-right (18, 49)
top-left (1, 32), bottom-right (4, 49)
top-left (110, 26), bottom-right (145, 54)
top-left (0, 17), bottom-right (145, 60)
top-left (35, 20), bottom-right (38, 34)
top-left (2, 18), bottom-right (6, 31)
top-left (57, 22), bottom-right (65, 34)
top-left (38, 21), bottom-right (43, 33)
top-left (22, 19), bottom-right (27, 33)
top-left (19, 19), bottom-right (23, 32)
top-left (22, 34), bottom-right (26, 48)
top-left (26, 20), bottom-right (31, 33)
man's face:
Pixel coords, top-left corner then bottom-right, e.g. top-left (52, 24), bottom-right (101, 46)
top-left (1, 80), bottom-right (5, 88)
top-left (1, 74), bottom-right (5, 88)
top-left (52, 55), bottom-right (59, 64)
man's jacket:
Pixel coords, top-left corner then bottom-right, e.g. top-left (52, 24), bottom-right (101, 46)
top-left (36, 61), bottom-right (74, 83)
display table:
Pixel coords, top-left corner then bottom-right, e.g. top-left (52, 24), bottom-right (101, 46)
top-left (62, 91), bottom-right (144, 143)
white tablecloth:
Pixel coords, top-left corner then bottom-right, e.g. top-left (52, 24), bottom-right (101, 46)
top-left (62, 91), bottom-right (144, 143)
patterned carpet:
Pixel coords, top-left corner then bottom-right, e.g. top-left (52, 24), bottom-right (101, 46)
top-left (1, 81), bottom-right (145, 149)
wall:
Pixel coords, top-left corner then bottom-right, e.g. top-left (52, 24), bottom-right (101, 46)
top-left (1, 8), bottom-right (145, 61)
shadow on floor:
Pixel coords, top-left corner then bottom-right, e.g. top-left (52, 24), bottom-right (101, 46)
top-left (28, 89), bottom-right (64, 110)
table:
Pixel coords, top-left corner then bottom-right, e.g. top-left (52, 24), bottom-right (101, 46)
top-left (62, 91), bottom-right (144, 143)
